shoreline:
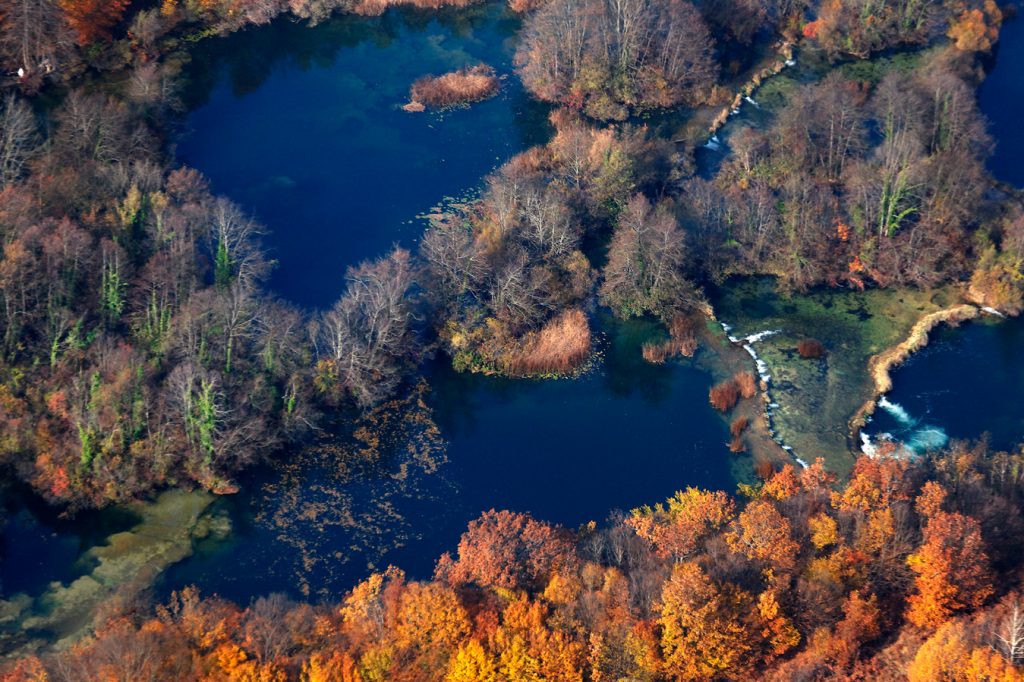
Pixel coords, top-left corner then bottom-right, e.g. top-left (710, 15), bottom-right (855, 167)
top-left (695, 310), bottom-right (795, 473)
top-left (847, 300), bottom-right (982, 454)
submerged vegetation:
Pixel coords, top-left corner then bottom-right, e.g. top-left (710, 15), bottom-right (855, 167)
top-left (8, 444), bottom-right (1024, 680)
top-left (1, 0), bottom-right (1024, 675)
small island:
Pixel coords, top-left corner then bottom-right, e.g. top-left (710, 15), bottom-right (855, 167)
top-left (403, 64), bottom-right (501, 112)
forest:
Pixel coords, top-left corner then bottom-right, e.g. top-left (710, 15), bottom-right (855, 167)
top-left (8, 445), bottom-right (1024, 680)
top-left (1, 0), bottom-right (1024, 676)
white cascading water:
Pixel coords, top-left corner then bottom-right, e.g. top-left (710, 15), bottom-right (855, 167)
top-left (877, 396), bottom-right (912, 425)
top-left (863, 396), bottom-right (949, 458)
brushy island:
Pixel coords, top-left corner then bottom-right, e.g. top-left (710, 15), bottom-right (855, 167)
top-left (404, 65), bottom-right (501, 112)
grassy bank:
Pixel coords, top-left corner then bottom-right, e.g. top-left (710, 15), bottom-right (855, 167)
top-left (709, 278), bottom-right (962, 476)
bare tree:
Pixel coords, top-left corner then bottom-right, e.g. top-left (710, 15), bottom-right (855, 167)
top-left (487, 251), bottom-right (552, 330)
top-left (0, 0), bottom-right (76, 78)
top-left (206, 197), bottom-right (270, 289)
top-left (519, 185), bottom-right (580, 260)
top-left (600, 194), bottom-right (699, 318)
top-left (995, 601), bottom-right (1024, 665)
top-left (420, 219), bottom-right (485, 304)
top-left (319, 248), bottom-right (418, 407)
top-left (0, 92), bottom-right (39, 188)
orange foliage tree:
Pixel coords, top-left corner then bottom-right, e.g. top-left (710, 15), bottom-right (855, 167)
top-left (59, 0), bottom-right (131, 44)
top-left (906, 510), bottom-right (994, 628)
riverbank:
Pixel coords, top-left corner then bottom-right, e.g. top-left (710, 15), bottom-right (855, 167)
top-left (0, 490), bottom-right (222, 659)
top-left (850, 302), bottom-right (980, 438)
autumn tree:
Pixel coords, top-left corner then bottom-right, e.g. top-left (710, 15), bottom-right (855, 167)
top-left (437, 510), bottom-right (575, 592)
top-left (628, 487), bottom-right (735, 561)
top-left (516, 0), bottom-right (718, 119)
top-left (658, 562), bottom-right (757, 680)
top-left (906, 510), bottom-right (994, 629)
top-left (726, 499), bottom-right (800, 575)
top-left (600, 194), bottom-right (700, 319)
top-left (58, 0), bottom-right (131, 45)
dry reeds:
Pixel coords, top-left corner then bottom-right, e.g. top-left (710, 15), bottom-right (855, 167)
top-left (797, 338), bottom-right (827, 359)
top-left (734, 371), bottom-right (757, 399)
top-left (709, 379), bottom-right (741, 412)
top-left (754, 459), bottom-right (777, 480)
top-left (406, 64), bottom-right (500, 110)
top-left (710, 371), bottom-right (758, 412)
top-left (730, 416), bottom-right (750, 437)
top-left (506, 309), bottom-right (591, 376)
top-left (641, 314), bottom-right (698, 364)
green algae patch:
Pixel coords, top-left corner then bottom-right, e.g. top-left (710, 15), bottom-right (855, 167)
top-left (0, 489), bottom-right (218, 657)
top-left (710, 277), bottom-right (962, 477)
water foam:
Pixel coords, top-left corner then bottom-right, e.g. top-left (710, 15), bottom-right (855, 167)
top-left (877, 396), bottom-right (912, 425)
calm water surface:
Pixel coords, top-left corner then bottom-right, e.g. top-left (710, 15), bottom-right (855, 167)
top-left (980, 14), bottom-right (1024, 185)
top-left (159, 319), bottom-right (735, 602)
top-left (179, 3), bottom-right (550, 307)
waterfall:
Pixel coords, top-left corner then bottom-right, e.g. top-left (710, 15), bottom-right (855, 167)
top-left (908, 427), bottom-right (949, 452)
top-left (877, 396), bottom-right (912, 425)
top-left (866, 396), bottom-right (949, 458)
top-left (744, 329), bottom-right (780, 344)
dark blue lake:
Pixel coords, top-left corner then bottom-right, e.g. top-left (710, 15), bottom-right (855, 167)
top-left (158, 318), bottom-right (735, 602)
top-left (179, 2), bottom-right (550, 308)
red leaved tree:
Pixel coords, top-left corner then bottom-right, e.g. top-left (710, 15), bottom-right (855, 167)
top-left (59, 0), bottom-right (131, 45)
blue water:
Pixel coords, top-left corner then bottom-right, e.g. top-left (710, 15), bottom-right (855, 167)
top-left (980, 13), bottom-right (1024, 185)
top-left (179, 3), bottom-right (550, 308)
top-left (158, 318), bottom-right (735, 602)
top-left (866, 317), bottom-right (1024, 456)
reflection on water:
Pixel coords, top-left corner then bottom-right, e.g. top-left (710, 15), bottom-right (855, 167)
top-left (179, 2), bottom-right (551, 308)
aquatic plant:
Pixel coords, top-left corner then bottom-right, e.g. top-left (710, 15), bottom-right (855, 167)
top-left (709, 378), bottom-right (741, 412)
top-left (797, 338), bottom-right (827, 359)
